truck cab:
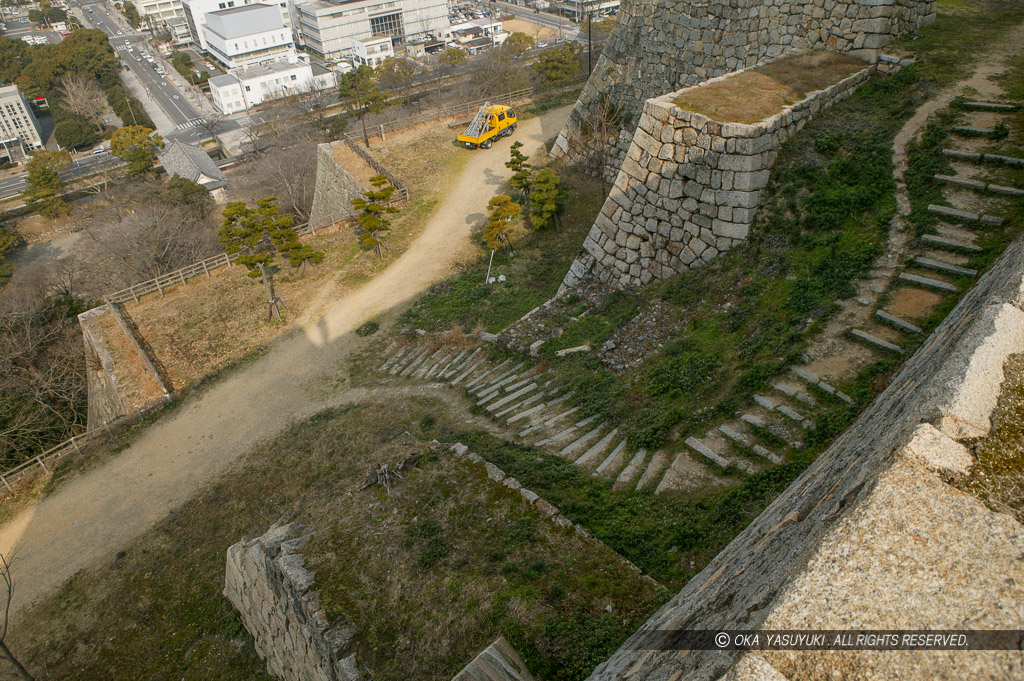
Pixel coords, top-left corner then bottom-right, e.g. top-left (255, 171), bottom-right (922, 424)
top-left (457, 105), bottom-right (518, 149)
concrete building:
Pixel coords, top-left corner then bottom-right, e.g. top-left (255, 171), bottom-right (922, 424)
top-left (208, 58), bottom-right (336, 113)
top-left (163, 16), bottom-right (194, 45)
top-left (290, 0), bottom-right (447, 64)
top-left (138, 0), bottom-right (185, 24)
top-left (204, 3), bottom-right (297, 68)
top-left (556, 0), bottom-right (618, 22)
top-left (182, 0), bottom-right (292, 52)
top-left (351, 35), bottom-right (393, 66)
top-left (0, 84), bottom-right (44, 164)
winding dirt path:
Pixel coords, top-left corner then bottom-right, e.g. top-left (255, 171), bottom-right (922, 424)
top-left (0, 106), bottom-right (571, 616)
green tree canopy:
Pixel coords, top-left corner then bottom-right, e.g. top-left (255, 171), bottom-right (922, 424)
top-left (505, 140), bottom-right (532, 226)
top-left (338, 65), bottom-right (388, 146)
top-left (350, 174), bottom-right (397, 260)
top-left (110, 125), bottom-right (163, 177)
top-left (121, 1), bottom-right (141, 27)
top-left (530, 167), bottom-right (565, 230)
top-left (24, 149), bottom-right (71, 217)
top-left (501, 32), bottom-right (535, 59)
top-left (531, 43), bottom-right (580, 87)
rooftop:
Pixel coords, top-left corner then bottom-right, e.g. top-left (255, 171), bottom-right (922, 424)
top-left (204, 2), bottom-right (284, 39)
top-left (158, 140), bottom-right (228, 190)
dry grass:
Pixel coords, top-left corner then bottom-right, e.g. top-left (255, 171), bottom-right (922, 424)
top-left (124, 121), bottom-right (471, 394)
top-left (330, 141), bottom-right (381, 189)
top-left (674, 52), bottom-right (867, 124)
top-left (90, 310), bottom-right (165, 408)
top-left (502, 18), bottom-right (557, 42)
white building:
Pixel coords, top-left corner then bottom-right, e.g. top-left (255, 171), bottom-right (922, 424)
top-left (290, 0), bottom-right (447, 64)
top-left (182, 0), bottom-right (291, 52)
top-left (204, 3), bottom-right (296, 68)
top-left (0, 84), bottom-right (43, 164)
top-left (163, 16), bottom-right (194, 45)
top-left (351, 35), bottom-right (393, 66)
top-left (138, 0), bottom-right (184, 24)
top-left (208, 59), bottom-right (336, 113)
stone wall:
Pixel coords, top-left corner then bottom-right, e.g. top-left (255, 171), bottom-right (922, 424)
top-left (309, 142), bottom-right (365, 228)
top-left (79, 306), bottom-right (127, 430)
top-left (553, 0), bottom-right (935, 176)
top-left (561, 60), bottom-right (873, 291)
top-left (584, 235), bottom-right (1024, 680)
top-left (224, 522), bottom-right (363, 681)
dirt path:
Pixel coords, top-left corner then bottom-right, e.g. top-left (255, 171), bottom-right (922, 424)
top-left (0, 106), bottom-right (571, 616)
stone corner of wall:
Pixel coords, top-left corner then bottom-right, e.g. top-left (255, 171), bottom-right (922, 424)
top-left (452, 636), bottom-right (537, 681)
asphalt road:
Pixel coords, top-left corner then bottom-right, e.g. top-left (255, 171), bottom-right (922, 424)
top-left (78, 1), bottom-right (203, 129)
top-left (0, 155), bottom-right (124, 200)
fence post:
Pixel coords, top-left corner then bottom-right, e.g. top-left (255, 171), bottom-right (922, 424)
top-left (0, 474), bottom-right (10, 493)
top-left (36, 455), bottom-right (49, 474)
top-left (104, 420), bottom-right (114, 440)
top-left (131, 284), bottom-right (139, 303)
top-left (179, 270), bottom-right (187, 287)
top-left (202, 258), bottom-right (210, 277)
top-left (155, 277), bottom-right (164, 296)
top-left (71, 435), bottom-right (82, 456)
top-left (226, 253), bottom-right (232, 268)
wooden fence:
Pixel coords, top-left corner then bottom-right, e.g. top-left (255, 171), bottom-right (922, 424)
top-left (104, 211), bottom-right (355, 305)
top-left (341, 134), bottom-right (410, 201)
top-left (0, 398), bottom-right (171, 497)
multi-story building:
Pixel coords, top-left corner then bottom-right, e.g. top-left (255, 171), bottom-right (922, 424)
top-left (351, 35), bottom-right (393, 66)
top-left (204, 4), bottom-right (297, 68)
top-left (137, 0), bottom-right (185, 24)
top-left (0, 84), bottom-right (43, 164)
top-left (182, 0), bottom-right (291, 52)
top-left (290, 0), bottom-right (447, 64)
top-left (208, 58), bottom-right (336, 113)
top-left (556, 0), bottom-right (618, 22)
top-left (163, 16), bottom-right (194, 45)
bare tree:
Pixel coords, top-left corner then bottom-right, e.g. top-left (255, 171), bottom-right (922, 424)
top-left (294, 82), bottom-right (335, 132)
top-left (0, 554), bottom-right (33, 680)
top-left (56, 73), bottom-right (108, 133)
top-left (564, 94), bottom-right (626, 193)
top-left (196, 111), bottom-right (226, 144)
top-left (230, 140), bottom-right (317, 222)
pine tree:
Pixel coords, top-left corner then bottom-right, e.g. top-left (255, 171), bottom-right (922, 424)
top-left (530, 168), bottom-right (565, 231)
top-left (219, 197), bottom-right (321, 321)
top-left (484, 194), bottom-right (521, 256)
top-left (350, 175), bottom-right (398, 260)
top-left (505, 141), bottom-right (532, 227)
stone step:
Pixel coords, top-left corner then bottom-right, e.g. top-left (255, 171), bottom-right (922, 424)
top-left (913, 256), bottom-right (977, 277)
top-left (933, 174), bottom-right (987, 191)
top-left (594, 440), bottom-right (628, 477)
top-left (476, 371), bottom-right (527, 401)
top-left (982, 153), bottom-right (1024, 167)
top-left (419, 350), bottom-right (451, 379)
top-left (770, 381), bottom-right (816, 408)
top-left (635, 450), bottom-right (670, 491)
top-left (790, 366), bottom-right (854, 404)
top-left (534, 414), bottom-right (599, 447)
top-left (741, 413), bottom-right (766, 429)
top-left (397, 347), bottom-right (430, 376)
top-left (718, 424), bottom-right (750, 448)
top-left (464, 359), bottom-right (509, 390)
top-left (752, 444), bottom-right (782, 465)
top-left (686, 436), bottom-right (730, 468)
top-left (487, 383), bottom-right (538, 412)
top-left (503, 374), bottom-right (540, 395)
top-left (451, 356), bottom-right (488, 385)
top-left (927, 204), bottom-right (979, 222)
top-left (389, 347), bottom-right (422, 375)
top-left (575, 428), bottom-right (620, 468)
top-left (560, 424), bottom-right (606, 460)
top-left (921, 234), bottom-right (982, 253)
top-left (436, 349), bottom-right (467, 379)
top-left (494, 390), bottom-right (545, 419)
top-left (471, 362), bottom-right (526, 395)
top-left (988, 183), bottom-right (1024, 198)
top-left (508, 392), bottom-right (573, 425)
top-left (875, 309), bottom-right (922, 334)
top-left (378, 347), bottom-right (406, 372)
top-left (614, 449), bottom-right (647, 489)
top-left (850, 328), bottom-right (904, 354)
top-left (753, 394), bottom-right (775, 411)
top-left (899, 272), bottom-right (958, 292)
top-left (951, 125), bottom-right (996, 136)
top-left (941, 149), bottom-right (982, 161)
top-left (776, 404), bottom-right (812, 429)
top-left (962, 100), bottom-right (1019, 111)
top-left (518, 406), bottom-right (580, 437)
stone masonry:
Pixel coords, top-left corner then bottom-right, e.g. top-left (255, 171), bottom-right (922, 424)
top-left (309, 142), bottom-right (365, 228)
top-left (553, 0), bottom-right (935, 177)
top-left (224, 522), bottom-right (363, 681)
top-left (561, 59), bottom-right (874, 291)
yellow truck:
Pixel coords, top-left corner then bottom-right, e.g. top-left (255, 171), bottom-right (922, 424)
top-left (457, 103), bottom-right (518, 149)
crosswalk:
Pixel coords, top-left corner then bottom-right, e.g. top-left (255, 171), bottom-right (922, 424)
top-left (175, 118), bottom-right (204, 130)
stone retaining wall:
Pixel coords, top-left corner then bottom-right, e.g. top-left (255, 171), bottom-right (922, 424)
top-left (561, 60), bottom-right (874, 291)
top-left (224, 522), bottom-right (362, 681)
top-left (553, 0), bottom-right (935, 177)
top-left (309, 142), bottom-right (365, 228)
top-left (584, 235), bottom-right (1024, 680)
top-left (79, 306), bottom-right (127, 430)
